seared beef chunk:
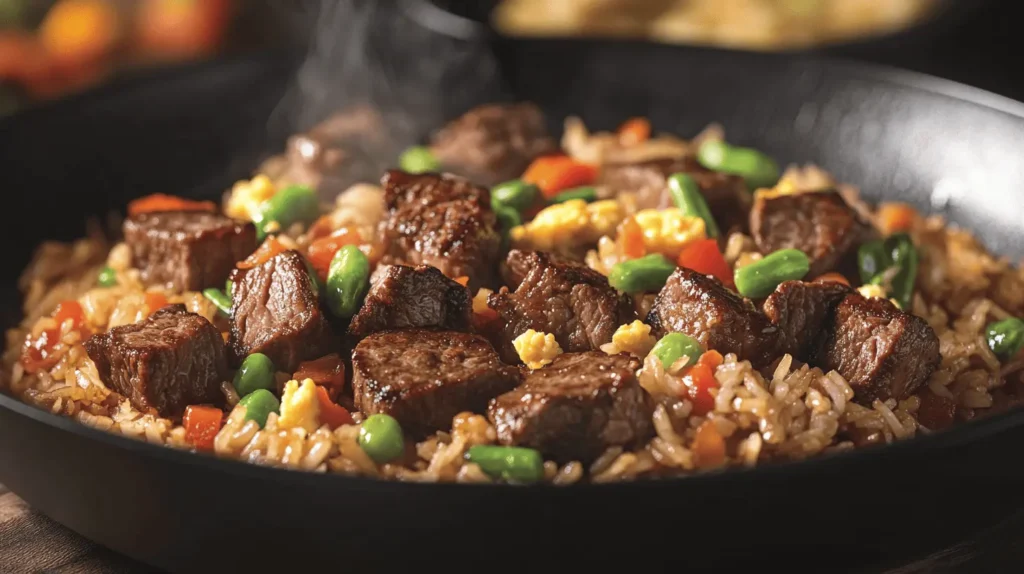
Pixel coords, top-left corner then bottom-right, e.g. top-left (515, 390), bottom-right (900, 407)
top-left (124, 210), bottom-right (257, 292)
top-left (487, 250), bottom-right (635, 363)
top-left (600, 156), bottom-right (750, 234)
top-left (488, 352), bottom-right (652, 463)
top-left (763, 280), bottom-right (853, 359)
top-left (500, 248), bottom-right (578, 291)
top-left (352, 329), bottom-right (520, 435)
top-left (379, 170), bottom-right (501, 289)
top-left (84, 305), bottom-right (226, 418)
top-left (647, 267), bottom-right (781, 368)
top-left (814, 293), bottom-right (940, 403)
top-left (229, 250), bottom-right (333, 372)
top-left (429, 102), bottom-right (558, 187)
top-left (348, 264), bottom-right (471, 338)
top-left (749, 190), bottom-right (872, 278)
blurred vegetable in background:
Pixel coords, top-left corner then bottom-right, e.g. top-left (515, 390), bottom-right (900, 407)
top-left (135, 0), bottom-right (232, 59)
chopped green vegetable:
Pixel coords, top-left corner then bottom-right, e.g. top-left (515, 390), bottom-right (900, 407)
top-left (97, 266), bottom-right (118, 287)
top-left (492, 179), bottom-right (539, 213)
top-left (857, 239), bottom-right (889, 285)
top-left (856, 234), bottom-right (918, 309)
top-left (734, 248), bottom-right (810, 298)
top-left (465, 445), bottom-right (544, 484)
top-left (238, 389), bottom-right (280, 428)
top-left (668, 173), bottom-right (719, 238)
top-left (202, 288), bottom-right (232, 316)
top-left (650, 332), bottom-right (704, 370)
top-left (608, 254), bottom-right (677, 294)
top-left (253, 184), bottom-right (320, 241)
top-left (399, 146), bottom-right (440, 174)
top-left (550, 186), bottom-right (597, 204)
top-left (225, 279), bottom-right (234, 296)
top-left (696, 140), bottom-right (779, 190)
top-left (986, 317), bottom-right (1024, 360)
top-left (233, 353), bottom-right (276, 397)
top-left (325, 244), bottom-right (370, 318)
top-left (358, 414), bottom-right (405, 463)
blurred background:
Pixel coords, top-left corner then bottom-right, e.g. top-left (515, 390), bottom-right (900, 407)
top-left (0, 0), bottom-right (1019, 119)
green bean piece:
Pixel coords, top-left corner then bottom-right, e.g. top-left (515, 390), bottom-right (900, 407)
top-left (608, 254), bottom-right (677, 294)
top-left (550, 186), bottom-right (597, 204)
top-left (986, 317), bottom-right (1024, 360)
top-left (233, 353), bottom-right (276, 396)
top-left (238, 389), bottom-right (280, 428)
top-left (97, 266), bottom-right (118, 287)
top-left (884, 233), bottom-right (918, 310)
top-left (254, 184), bottom-right (320, 241)
top-left (399, 145), bottom-right (440, 174)
top-left (326, 244), bottom-right (370, 318)
top-left (734, 249), bottom-right (811, 299)
top-left (650, 332), bottom-right (704, 370)
top-left (668, 173), bottom-right (719, 238)
top-left (358, 414), bottom-right (405, 463)
top-left (492, 179), bottom-right (539, 213)
top-left (202, 288), bottom-right (232, 316)
top-left (495, 204), bottom-right (522, 232)
top-left (465, 445), bottom-right (544, 484)
top-left (696, 140), bottom-right (780, 190)
top-left (857, 239), bottom-right (890, 285)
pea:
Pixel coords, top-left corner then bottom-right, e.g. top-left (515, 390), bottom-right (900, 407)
top-left (97, 266), bottom-right (118, 287)
top-left (734, 249), bottom-right (810, 299)
top-left (697, 140), bottom-right (780, 190)
top-left (326, 244), bottom-right (370, 318)
top-left (550, 186), bottom-right (597, 204)
top-left (884, 233), bottom-right (918, 310)
top-left (986, 317), bottom-right (1024, 360)
top-left (358, 414), bottom-right (405, 463)
top-left (492, 179), bottom-right (538, 213)
top-left (399, 145), bottom-right (440, 174)
top-left (857, 239), bottom-right (890, 285)
top-left (233, 353), bottom-right (276, 396)
top-left (253, 184), bottom-right (320, 240)
top-left (667, 173), bottom-right (719, 239)
top-left (238, 389), bottom-right (280, 428)
top-left (608, 254), bottom-right (677, 294)
top-left (465, 445), bottom-right (544, 484)
top-left (650, 332), bottom-right (704, 370)
top-left (202, 288), bottom-right (232, 316)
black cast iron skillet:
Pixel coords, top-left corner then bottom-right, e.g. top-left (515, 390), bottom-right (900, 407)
top-left (2, 37), bottom-right (1024, 574)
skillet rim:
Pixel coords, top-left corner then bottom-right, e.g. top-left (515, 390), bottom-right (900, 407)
top-left (2, 50), bottom-right (1024, 492)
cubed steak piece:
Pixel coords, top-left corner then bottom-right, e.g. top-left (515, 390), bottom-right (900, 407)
top-left (229, 250), bottom-right (333, 372)
top-left (763, 280), bottom-right (853, 360)
top-left (646, 267), bottom-right (781, 368)
top-left (348, 264), bottom-right (471, 338)
top-left (123, 210), bottom-right (257, 292)
top-left (351, 329), bottom-right (520, 436)
top-left (84, 305), bottom-right (226, 418)
top-left (429, 102), bottom-right (558, 186)
top-left (749, 190), bottom-right (873, 278)
top-left (487, 250), bottom-right (635, 363)
top-left (813, 293), bottom-right (940, 403)
top-left (599, 156), bottom-right (750, 234)
top-left (487, 351), bottom-right (652, 464)
top-left (379, 170), bottom-right (502, 289)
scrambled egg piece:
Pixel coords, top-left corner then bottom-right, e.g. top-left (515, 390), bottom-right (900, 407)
top-left (857, 283), bottom-right (902, 309)
top-left (278, 378), bottom-right (321, 433)
top-left (472, 288), bottom-right (493, 315)
top-left (226, 174), bottom-right (277, 221)
top-left (510, 199), bottom-right (624, 252)
top-left (513, 329), bottom-right (562, 370)
top-left (604, 320), bottom-right (657, 358)
top-left (632, 208), bottom-right (706, 258)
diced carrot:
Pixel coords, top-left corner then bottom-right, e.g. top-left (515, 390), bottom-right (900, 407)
top-left (683, 350), bottom-right (723, 416)
top-left (620, 216), bottom-right (646, 259)
top-left (315, 386), bottom-right (355, 430)
top-left (878, 202), bottom-right (918, 234)
top-left (237, 236), bottom-right (288, 270)
top-left (20, 300), bottom-right (88, 374)
top-left (183, 405), bottom-right (223, 451)
top-left (127, 193), bottom-right (216, 216)
top-left (618, 117), bottom-right (651, 146)
top-left (144, 292), bottom-right (169, 315)
top-left (813, 272), bottom-right (851, 287)
top-left (522, 155), bottom-right (598, 199)
top-left (693, 419), bottom-right (727, 469)
top-left (52, 300), bottom-right (85, 330)
top-left (294, 354), bottom-right (346, 400)
top-left (453, 276), bottom-right (470, 287)
top-left (306, 228), bottom-right (361, 280)
top-left (677, 239), bottom-right (734, 288)
top-left (38, 0), bottom-right (122, 67)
